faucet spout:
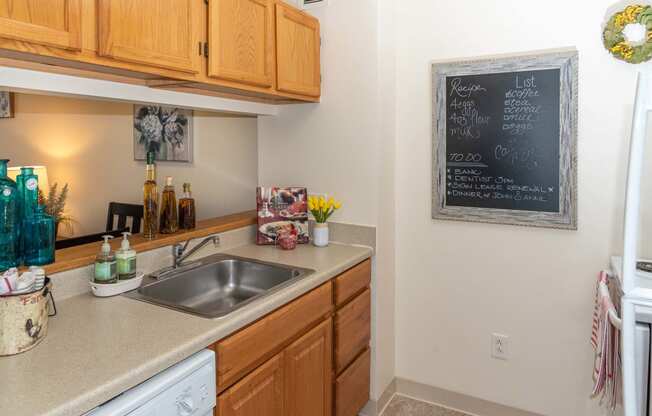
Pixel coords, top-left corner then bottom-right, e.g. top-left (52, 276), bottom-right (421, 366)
top-left (173, 235), bottom-right (220, 268)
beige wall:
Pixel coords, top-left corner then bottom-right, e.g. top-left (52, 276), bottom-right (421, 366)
top-left (2, 93), bottom-right (258, 236)
top-left (260, 0), bottom-right (635, 415)
top-left (393, 1), bottom-right (630, 415)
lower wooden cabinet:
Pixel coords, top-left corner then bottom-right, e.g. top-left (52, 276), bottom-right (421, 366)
top-left (335, 348), bottom-right (371, 416)
top-left (214, 259), bottom-right (371, 416)
top-left (334, 288), bottom-right (371, 374)
top-left (216, 283), bottom-right (332, 392)
top-left (217, 353), bottom-right (284, 416)
top-left (217, 317), bottom-right (333, 416)
top-left (284, 318), bottom-right (332, 416)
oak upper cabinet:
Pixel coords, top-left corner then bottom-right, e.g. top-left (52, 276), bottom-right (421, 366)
top-left (284, 318), bottom-right (332, 416)
top-left (208, 0), bottom-right (275, 88)
top-left (97, 0), bottom-right (200, 73)
top-left (0, 0), bottom-right (82, 50)
top-left (218, 353), bottom-right (285, 416)
top-left (275, 2), bottom-right (320, 97)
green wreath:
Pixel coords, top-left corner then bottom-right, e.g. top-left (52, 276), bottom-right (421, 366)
top-left (603, 5), bottom-right (652, 64)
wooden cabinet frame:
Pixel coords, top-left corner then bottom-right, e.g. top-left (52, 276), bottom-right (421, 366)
top-left (0, 0), bottom-right (82, 50)
top-left (0, 0), bottom-right (321, 103)
top-left (97, 0), bottom-right (200, 74)
top-left (275, 2), bottom-right (321, 97)
top-left (208, 0), bottom-right (276, 88)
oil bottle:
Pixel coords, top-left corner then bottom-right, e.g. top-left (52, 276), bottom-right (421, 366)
top-left (159, 176), bottom-right (178, 234)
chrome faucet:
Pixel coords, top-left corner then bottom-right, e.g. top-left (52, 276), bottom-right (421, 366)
top-left (151, 235), bottom-right (220, 280)
top-left (173, 235), bottom-right (220, 268)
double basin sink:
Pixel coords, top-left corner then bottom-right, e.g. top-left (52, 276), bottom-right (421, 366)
top-left (125, 253), bottom-right (314, 318)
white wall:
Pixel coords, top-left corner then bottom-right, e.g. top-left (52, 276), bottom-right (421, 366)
top-left (3, 93), bottom-right (258, 236)
top-left (258, 0), bottom-right (396, 401)
top-left (394, 1), bottom-right (633, 415)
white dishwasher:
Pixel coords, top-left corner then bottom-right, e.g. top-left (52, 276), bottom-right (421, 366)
top-left (86, 349), bottom-right (216, 416)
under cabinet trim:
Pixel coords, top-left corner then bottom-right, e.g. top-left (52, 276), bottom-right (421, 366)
top-left (0, 66), bottom-right (279, 116)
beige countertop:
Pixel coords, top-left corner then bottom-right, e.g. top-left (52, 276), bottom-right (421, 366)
top-left (0, 242), bottom-right (372, 416)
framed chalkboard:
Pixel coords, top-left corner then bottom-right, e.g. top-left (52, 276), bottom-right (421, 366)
top-left (432, 50), bottom-right (578, 229)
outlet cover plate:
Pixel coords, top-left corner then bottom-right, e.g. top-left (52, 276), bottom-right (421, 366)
top-left (492, 333), bottom-right (509, 360)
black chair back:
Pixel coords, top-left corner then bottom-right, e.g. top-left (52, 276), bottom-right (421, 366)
top-left (106, 202), bottom-right (144, 234)
top-left (55, 228), bottom-right (128, 250)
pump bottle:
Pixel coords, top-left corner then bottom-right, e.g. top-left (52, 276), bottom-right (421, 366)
top-left (94, 235), bottom-right (117, 284)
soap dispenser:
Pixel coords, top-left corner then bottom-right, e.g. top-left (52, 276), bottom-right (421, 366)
top-left (116, 232), bottom-right (137, 280)
top-left (94, 235), bottom-right (117, 284)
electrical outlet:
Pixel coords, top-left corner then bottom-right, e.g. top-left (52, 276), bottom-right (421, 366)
top-left (491, 333), bottom-right (509, 360)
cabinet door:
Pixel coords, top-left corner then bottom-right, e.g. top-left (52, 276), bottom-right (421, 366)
top-left (97, 0), bottom-right (199, 73)
top-left (217, 352), bottom-right (284, 416)
top-left (208, 0), bottom-right (275, 88)
top-left (0, 0), bottom-right (81, 50)
top-left (275, 2), bottom-right (320, 97)
top-left (284, 318), bottom-right (332, 416)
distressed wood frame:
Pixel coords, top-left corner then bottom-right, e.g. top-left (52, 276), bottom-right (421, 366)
top-left (432, 49), bottom-right (578, 229)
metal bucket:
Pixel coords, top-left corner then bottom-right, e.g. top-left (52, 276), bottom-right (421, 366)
top-left (0, 278), bottom-right (56, 356)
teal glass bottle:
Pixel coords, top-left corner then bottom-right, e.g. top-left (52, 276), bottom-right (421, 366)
top-left (23, 205), bottom-right (55, 266)
top-left (15, 169), bottom-right (26, 265)
top-left (18, 167), bottom-right (38, 219)
top-left (0, 159), bottom-right (19, 271)
top-left (15, 167), bottom-right (37, 266)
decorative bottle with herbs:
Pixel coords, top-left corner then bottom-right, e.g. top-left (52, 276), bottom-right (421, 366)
top-left (142, 152), bottom-right (158, 239)
top-left (178, 183), bottom-right (196, 230)
top-left (159, 176), bottom-right (178, 234)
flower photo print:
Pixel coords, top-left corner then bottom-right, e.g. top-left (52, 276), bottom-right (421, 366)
top-left (134, 105), bottom-right (193, 162)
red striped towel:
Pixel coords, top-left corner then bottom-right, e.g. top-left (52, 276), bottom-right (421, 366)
top-left (591, 271), bottom-right (621, 410)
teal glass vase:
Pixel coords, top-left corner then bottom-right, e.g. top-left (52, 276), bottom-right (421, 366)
top-left (23, 205), bottom-right (55, 266)
top-left (0, 159), bottom-right (19, 271)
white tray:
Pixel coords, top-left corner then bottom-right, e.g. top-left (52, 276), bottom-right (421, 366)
top-left (90, 272), bottom-right (144, 297)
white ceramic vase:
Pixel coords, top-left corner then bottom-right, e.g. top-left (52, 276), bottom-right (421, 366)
top-left (313, 222), bottom-right (329, 247)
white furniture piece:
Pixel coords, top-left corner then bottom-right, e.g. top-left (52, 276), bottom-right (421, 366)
top-left (620, 72), bottom-right (652, 416)
top-left (85, 349), bottom-right (215, 416)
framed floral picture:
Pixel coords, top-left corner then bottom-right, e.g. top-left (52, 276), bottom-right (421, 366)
top-left (133, 105), bottom-right (193, 162)
top-left (0, 92), bottom-right (13, 118)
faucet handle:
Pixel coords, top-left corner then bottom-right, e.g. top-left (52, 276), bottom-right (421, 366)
top-left (172, 242), bottom-right (185, 258)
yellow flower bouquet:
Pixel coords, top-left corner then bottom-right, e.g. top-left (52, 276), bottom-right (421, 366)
top-left (308, 195), bottom-right (342, 223)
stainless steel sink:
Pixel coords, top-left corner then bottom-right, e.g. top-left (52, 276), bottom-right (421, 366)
top-left (125, 253), bottom-right (313, 318)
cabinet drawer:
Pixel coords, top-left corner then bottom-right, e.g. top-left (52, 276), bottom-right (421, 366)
top-left (335, 348), bottom-right (371, 416)
top-left (216, 282), bottom-right (333, 392)
top-left (333, 259), bottom-right (371, 307)
top-left (334, 288), bottom-right (371, 374)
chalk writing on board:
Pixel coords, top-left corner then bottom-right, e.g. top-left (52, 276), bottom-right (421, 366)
top-left (447, 78), bottom-right (491, 140)
top-left (502, 75), bottom-right (542, 136)
top-left (443, 69), bottom-right (561, 213)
